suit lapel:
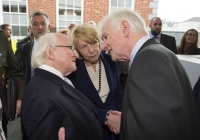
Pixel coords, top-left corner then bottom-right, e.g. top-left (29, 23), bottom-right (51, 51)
top-left (76, 59), bottom-right (104, 106)
top-left (100, 54), bottom-right (116, 106)
top-left (34, 68), bottom-right (98, 115)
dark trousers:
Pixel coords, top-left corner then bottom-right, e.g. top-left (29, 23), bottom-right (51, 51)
top-left (2, 115), bottom-right (8, 138)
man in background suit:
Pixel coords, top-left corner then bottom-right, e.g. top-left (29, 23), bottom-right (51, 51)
top-left (15, 27), bottom-right (33, 59)
top-left (100, 9), bottom-right (200, 140)
top-left (149, 17), bottom-right (177, 54)
top-left (17, 11), bottom-right (50, 84)
top-left (21, 33), bottom-right (103, 140)
top-left (0, 30), bottom-right (25, 139)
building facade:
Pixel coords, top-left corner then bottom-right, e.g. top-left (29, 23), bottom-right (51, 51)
top-left (0, 0), bottom-right (157, 39)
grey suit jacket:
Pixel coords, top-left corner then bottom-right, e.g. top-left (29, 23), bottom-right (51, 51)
top-left (120, 38), bottom-right (200, 140)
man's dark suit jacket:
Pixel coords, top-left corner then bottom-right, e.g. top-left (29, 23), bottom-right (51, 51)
top-left (17, 41), bottom-right (34, 84)
top-left (193, 76), bottom-right (200, 118)
top-left (21, 68), bottom-right (103, 140)
top-left (68, 53), bottom-right (122, 140)
top-left (0, 30), bottom-right (25, 99)
top-left (160, 33), bottom-right (177, 54)
top-left (15, 36), bottom-right (32, 60)
top-left (120, 38), bottom-right (200, 140)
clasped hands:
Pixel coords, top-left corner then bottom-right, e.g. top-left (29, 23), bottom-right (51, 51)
top-left (105, 110), bottom-right (121, 134)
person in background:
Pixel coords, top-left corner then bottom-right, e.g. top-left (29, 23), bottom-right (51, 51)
top-left (57, 29), bottom-right (70, 36)
top-left (68, 22), bottom-right (76, 31)
top-left (149, 17), bottom-right (177, 54)
top-left (88, 20), bottom-right (96, 26)
top-left (177, 29), bottom-right (200, 54)
top-left (68, 23), bottom-right (122, 140)
top-left (0, 30), bottom-right (25, 139)
top-left (99, 9), bottom-right (200, 140)
top-left (21, 33), bottom-right (103, 140)
top-left (15, 27), bottom-right (34, 60)
top-left (17, 10), bottom-right (51, 84)
top-left (0, 24), bottom-right (17, 54)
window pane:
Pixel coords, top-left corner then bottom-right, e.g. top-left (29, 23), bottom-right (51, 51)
top-left (75, 9), bottom-right (81, 16)
top-left (67, 9), bottom-right (74, 15)
top-left (125, 0), bottom-right (132, 7)
top-left (3, 1), bottom-right (10, 12)
top-left (19, 2), bottom-right (26, 13)
top-left (12, 26), bottom-right (20, 36)
top-left (20, 26), bottom-right (28, 36)
top-left (59, 0), bottom-right (66, 6)
top-left (74, 16), bottom-right (81, 20)
top-left (59, 21), bottom-right (68, 27)
top-left (3, 13), bottom-right (11, 23)
top-left (66, 16), bottom-right (73, 20)
top-left (118, 0), bottom-right (124, 7)
top-left (20, 14), bottom-right (27, 24)
top-left (111, 0), bottom-right (117, 6)
top-left (59, 15), bottom-right (68, 20)
top-left (75, 0), bottom-right (81, 7)
top-left (11, 1), bottom-right (18, 12)
top-left (59, 9), bottom-right (65, 15)
top-left (11, 14), bottom-right (19, 24)
top-left (110, 7), bottom-right (118, 13)
top-left (67, 0), bottom-right (73, 8)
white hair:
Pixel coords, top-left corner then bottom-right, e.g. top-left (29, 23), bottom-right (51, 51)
top-left (99, 9), bottom-right (149, 35)
top-left (31, 33), bottom-right (57, 68)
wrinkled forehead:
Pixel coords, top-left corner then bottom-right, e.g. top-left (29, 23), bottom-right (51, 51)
top-left (56, 34), bottom-right (72, 46)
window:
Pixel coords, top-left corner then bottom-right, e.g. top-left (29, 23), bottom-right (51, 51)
top-left (57, 0), bottom-right (83, 29)
top-left (110, 0), bottom-right (134, 13)
top-left (1, 0), bottom-right (28, 39)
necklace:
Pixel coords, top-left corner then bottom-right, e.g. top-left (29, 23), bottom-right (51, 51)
top-left (97, 58), bottom-right (101, 93)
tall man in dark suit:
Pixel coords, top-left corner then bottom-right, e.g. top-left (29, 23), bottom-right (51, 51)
top-left (149, 17), bottom-right (178, 54)
top-left (21, 33), bottom-right (103, 140)
top-left (17, 11), bottom-right (51, 84)
top-left (100, 9), bottom-right (200, 140)
top-left (15, 27), bottom-right (33, 59)
top-left (0, 30), bottom-right (25, 139)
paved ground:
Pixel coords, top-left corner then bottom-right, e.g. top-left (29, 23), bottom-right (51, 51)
top-left (7, 117), bottom-right (22, 140)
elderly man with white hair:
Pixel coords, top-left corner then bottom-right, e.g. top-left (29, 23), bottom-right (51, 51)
top-left (21, 33), bottom-right (103, 140)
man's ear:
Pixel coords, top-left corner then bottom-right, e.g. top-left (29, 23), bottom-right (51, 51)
top-left (48, 24), bottom-right (51, 33)
top-left (121, 20), bottom-right (130, 38)
top-left (45, 48), bottom-right (55, 61)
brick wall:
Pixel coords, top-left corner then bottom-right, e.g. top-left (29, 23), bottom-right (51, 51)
top-left (27, 0), bottom-right (153, 31)
top-left (84, 0), bottom-right (109, 24)
top-left (135, 0), bottom-right (154, 26)
top-left (28, 0), bottom-right (56, 32)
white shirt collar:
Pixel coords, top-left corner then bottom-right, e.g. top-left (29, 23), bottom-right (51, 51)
top-left (130, 35), bottom-right (150, 65)
top-left (38, 64), bottom-right (64, 80)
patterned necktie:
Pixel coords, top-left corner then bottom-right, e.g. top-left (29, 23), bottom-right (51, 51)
top-left (121, 61), bottom-right (129, 74)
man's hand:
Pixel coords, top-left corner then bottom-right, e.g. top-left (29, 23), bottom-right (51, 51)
top-left (105, 110), bottom-right (121, 134)
top-left (15, 100), bottom-right (21, 117)
top-left (58, 127), bottom-right (65, 140)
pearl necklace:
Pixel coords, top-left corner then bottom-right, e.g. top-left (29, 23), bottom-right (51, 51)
top-left (97, 58), bottom-right (101, 93)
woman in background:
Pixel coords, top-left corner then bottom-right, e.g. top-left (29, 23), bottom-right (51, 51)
top-left (68, 23), bottom-right (122, 140)
top-left (177, 29), bottom-right (200, 54)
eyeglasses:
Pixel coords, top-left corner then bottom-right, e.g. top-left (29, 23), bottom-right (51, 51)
top-left (186, 34), bottom-right (197, 38)
top-left (57, 45), bottom-right (73, 50)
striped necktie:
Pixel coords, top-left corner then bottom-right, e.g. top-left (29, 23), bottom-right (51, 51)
top-left (121, 61), bottom-right (129, 74)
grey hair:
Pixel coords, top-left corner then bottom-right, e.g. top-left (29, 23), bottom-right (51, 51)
top-left (29, 10), bottom-right (50, 26)
top-left (31, 33), bottom-right (57, 68)
top-left (99, 9), bottom-right (149, 35)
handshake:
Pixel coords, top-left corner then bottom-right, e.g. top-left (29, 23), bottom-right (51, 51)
top-left (105, 110), bottom-right (121, 134)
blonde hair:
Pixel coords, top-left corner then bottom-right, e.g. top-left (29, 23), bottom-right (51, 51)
top-left (57, 29), bottom-right (70, 36)
top-left (69, 23), bottom-right (101, 57)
